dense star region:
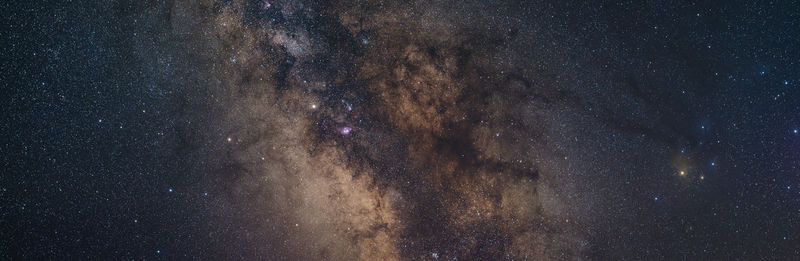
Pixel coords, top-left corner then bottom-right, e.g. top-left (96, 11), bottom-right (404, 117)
top-left (3, 0), bottom-right (800, 260)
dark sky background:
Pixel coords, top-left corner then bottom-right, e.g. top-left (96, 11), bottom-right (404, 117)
top-left (2, 0), bottom-right (800, 260)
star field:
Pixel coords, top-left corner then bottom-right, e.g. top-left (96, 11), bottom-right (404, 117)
top-left (2, 0), bottom-right (800, 260)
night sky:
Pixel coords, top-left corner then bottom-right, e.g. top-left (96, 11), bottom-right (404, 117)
top-left (3, 0), bottom-right (800, 260)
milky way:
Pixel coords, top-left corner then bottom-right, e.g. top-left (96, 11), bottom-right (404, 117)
top-left (5, 0), bottom-right (800, 260)
top-left (165, 1), bottom-right (614, 259)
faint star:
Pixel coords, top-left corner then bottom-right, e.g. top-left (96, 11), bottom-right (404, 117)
top-left (168, 188), bottom-right (173, 193)
top-left (654, 196), bottom-right (659, 201)
top-left (793, 129), bottom-right (798, 134)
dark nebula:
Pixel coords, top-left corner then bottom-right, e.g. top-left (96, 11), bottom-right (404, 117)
top-left (3, 0), bottom-right (800, 260)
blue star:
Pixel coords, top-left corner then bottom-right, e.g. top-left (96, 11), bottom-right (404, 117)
top-left (785, 80), bottom-right (790, 85)
top-left (654, 196), bottom-right (659, 201)
top-left (711, 162), bottom-right (716, 166)
top-left (168, 188), bottom-right (174, 193)
top-left (793, 129), bottom-right (798, 134)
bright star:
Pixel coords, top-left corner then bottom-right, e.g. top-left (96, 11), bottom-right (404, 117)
top-left (339, 126), bottom-right (352, 135)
